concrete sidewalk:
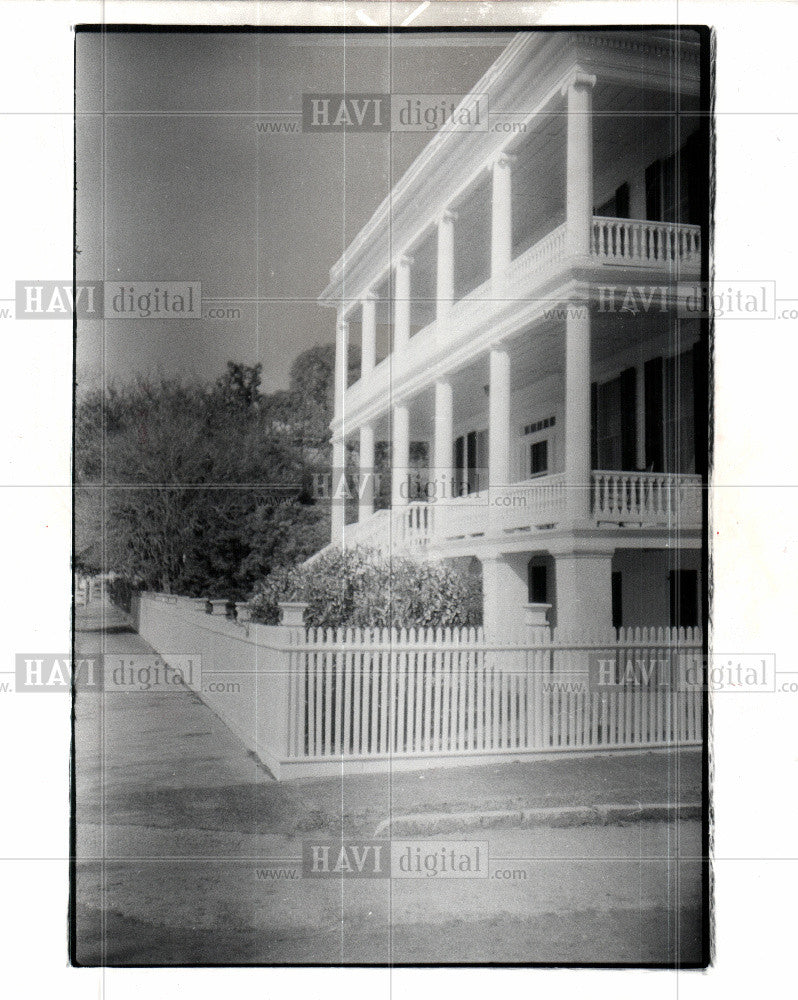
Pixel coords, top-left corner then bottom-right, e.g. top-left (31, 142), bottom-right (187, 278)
top-left (73, 601), bottom-right (706, 965)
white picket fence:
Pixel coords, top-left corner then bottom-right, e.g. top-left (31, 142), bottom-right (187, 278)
top-left (138, 594), bottom-right (702, 778)
top-left (284, 625), bottom-right (703, 768)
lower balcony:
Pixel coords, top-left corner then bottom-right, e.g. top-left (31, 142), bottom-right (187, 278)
top-left (342, 470), bottom-right (702, 553)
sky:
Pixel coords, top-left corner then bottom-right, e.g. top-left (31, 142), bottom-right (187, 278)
top-left (75, 29), bottom-right (514, 394)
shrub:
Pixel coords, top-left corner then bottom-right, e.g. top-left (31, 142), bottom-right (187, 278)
top-left (107, 577), bottom-right (138, 612)
top-left (249, 546), bottom-right (482, 629)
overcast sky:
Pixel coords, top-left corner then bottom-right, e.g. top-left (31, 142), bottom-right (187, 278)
top-left (75, 29), bottom-right (513, 394)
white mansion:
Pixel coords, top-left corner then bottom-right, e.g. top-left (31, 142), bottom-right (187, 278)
top-left (318, 30), bottom-right (707, 637)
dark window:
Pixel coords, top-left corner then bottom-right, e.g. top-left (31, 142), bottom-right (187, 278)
top-left (644, 356), bottom-right (664, 472)
top-left (454, 435), bottom-right (465, 491)
top-left (645, 349), bottom-right (696, 474)
top-left (645, 160), bottom-right (662, 220)
top-left (611, 572), bottom-right (623, 629)
top-left (466, 430), bottom-right (477, 494)
top-left (591, 367), bottom-right (637, 471)
top-left (615, 182), bottom-right (630, 219)
top-left (454, 430), bottom-right (487, 495)
top-left (596, 182), bottom-right (630, 219)
top-left (529, 439), bottom-right (548, 476)
top-left (645, 135), bottom-right (702, 224)
top-left (669, 570), bottom-right (699, 628)
top-left (528, 563), bottom-right (547, 604)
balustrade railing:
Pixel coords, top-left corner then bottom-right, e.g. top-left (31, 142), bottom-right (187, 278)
top-left (592, 470), bottom-right (702, 524)
top-left (592, 217), bottom-right (701, 267)
top-left (392, 501), bottom-right (435, 549)
top-left (508, 222), bottom-right (568, 280)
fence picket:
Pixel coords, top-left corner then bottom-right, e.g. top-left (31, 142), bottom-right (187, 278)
top-left (432, 633), bottom-right (443, 752)
top-left (379, 632), bottom-right (390, 755)
top-left (352, 642), bottom-right (363, 755)
top-left (268, 622), bottom-right (703, 766)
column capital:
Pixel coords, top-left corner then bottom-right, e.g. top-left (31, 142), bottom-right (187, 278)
top-left (397, 254), bottom-right (414, 270)
top-left (361, 288), bottom-right (378, 303)
top-left (560, 70), bottom-right (597, 96)
top-left (438, 208), bottom-right (458, 225)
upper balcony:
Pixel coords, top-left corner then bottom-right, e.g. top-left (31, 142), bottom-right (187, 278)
top-left (327, 31), bottom-right (706, 435)
top-left (340, 214), bottom-right (701, 429)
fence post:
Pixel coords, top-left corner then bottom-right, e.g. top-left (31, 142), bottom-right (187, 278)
top-left (254, 618), bottom-right (306, 779)
top-left (279, 601), bottom-right (308, 627)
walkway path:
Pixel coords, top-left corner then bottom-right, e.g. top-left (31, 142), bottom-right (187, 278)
top-left (74, 601), bottom-right (705, 965)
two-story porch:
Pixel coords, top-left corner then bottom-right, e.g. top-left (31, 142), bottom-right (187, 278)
top-left (334, 296), bottom-right (704, 633)
top-left (319, 30), bottom-right (707, 636)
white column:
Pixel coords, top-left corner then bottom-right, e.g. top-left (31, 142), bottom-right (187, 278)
top-left (635, 361), bottom-right (646, 469)
top-left (565, 307), bottom-right (591, 518)
top-left (554, 551), bottom-right (613, 633)
top-left (436, 210), bottom-right (457, 318)
top-left (433, 379), bottom-right (454, 500)
top-left (491, 153), bottom-right (515, 279)
top-left (563, 72), bottom-right (596, 257)
top-left (488, 346), bottom-right (511, 489)
top-left (394, 255), bottom-right (413, 352)
top-left (360, 294), bottom-right (376, 377)
top-left (481, 554), bottom-right (529, 644)
top-left (331, 433), bottom-right (346, 547)
top-left (333, 315), bottom-right (349, 420)
top-left (358, 423), bottom-right (375, 523)
top-left (392, 403), bottom-right (410, 507)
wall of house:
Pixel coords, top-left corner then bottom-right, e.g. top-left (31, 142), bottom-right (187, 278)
top-left (612, 547), bottom-right (702, 628)
top-left (593, 119), bottom-right (699, 220)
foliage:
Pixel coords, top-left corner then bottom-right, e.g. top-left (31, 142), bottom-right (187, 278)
top-left (249, 546), bottom-right (483, 629)
top-left (74, 352), bottom-right (334, 598)
top-left (107, 577), bottom-right (139, 613)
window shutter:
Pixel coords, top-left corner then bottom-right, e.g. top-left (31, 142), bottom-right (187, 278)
top-left (644, 357), bottom-right (663, 471)
top-left (620, 367), bottom-right (637, 470)
top-left (645, 160), bottom-right (662, 220)
top-left (616, 182), bottom-right (630, 219)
